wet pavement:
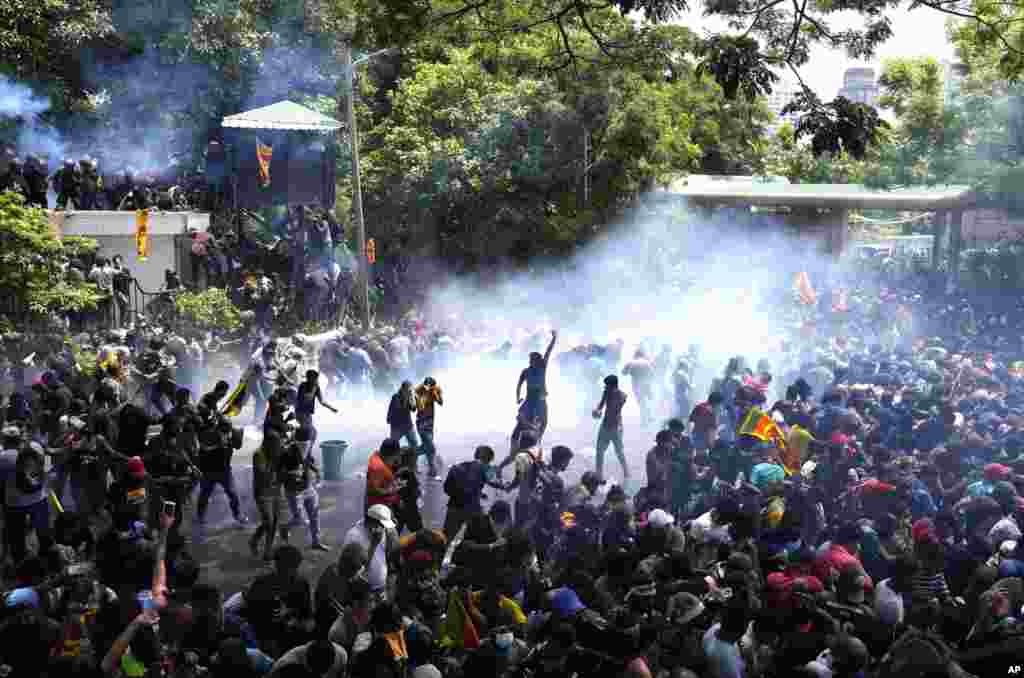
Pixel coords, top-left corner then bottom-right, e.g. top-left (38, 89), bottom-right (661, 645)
top-left (188, 405), bottom-right (660, 595)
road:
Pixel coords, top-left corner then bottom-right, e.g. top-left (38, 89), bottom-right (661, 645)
top-left (189, 394), bottom-right (664, 596)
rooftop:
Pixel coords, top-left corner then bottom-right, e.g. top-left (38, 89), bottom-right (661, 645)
top-left (222, 100), bottom-right (342, 132)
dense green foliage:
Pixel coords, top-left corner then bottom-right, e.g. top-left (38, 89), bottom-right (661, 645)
top-left (0, 192), bottom-right (102, 315)
top-left (3, 0), bottom-right (1024, 270)
top-left (174, 287), bottom-right (243, 331)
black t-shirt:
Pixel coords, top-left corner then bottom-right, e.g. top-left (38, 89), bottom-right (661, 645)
top-left (295, 382), bottom-right (320, 416)
top-left (198, 426), bottom-right (232, 473)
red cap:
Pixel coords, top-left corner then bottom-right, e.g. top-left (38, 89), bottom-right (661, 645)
top-left (912, 518), bottom-right (938, 544)
top-left (126, 456), bottom-right (146, 478)
top-left (984, 463), bottom-right (1012, 482)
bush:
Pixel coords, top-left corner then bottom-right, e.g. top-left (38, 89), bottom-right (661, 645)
top-left (173, 288), bottom-right (243, 332)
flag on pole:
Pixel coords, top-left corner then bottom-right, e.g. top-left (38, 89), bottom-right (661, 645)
top-left (221, 379), bottom-right (250, 417)
top-left (794, 271), bottom-right (816, 306)
top-left (738, 407), bottom-right (793, 474)
top-left (257, 142), bottom-right (273, 188)
top-left (439, 590), bottom-right (481, 650)
top-left (135, 209), bottom-right (149, 260)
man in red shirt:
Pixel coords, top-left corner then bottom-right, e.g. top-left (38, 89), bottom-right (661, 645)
top-left (688, 392), bottom-right (723, 453)
top-left (814, 522), bottom-right (872, 589)
top-left (365, 438), bottom-right (404, 512)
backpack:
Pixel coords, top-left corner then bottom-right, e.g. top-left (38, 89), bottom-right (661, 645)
top-left (444, 461), bottom-right (484, 507)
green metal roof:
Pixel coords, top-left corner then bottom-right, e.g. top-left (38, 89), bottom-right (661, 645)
top-left (654, 181), bottom-right (976, 210)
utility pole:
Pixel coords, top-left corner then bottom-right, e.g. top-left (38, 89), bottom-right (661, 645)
top-left (583, 126), bottom-right (590, 207)
top-left (341, 43), bottom-right (371, 330)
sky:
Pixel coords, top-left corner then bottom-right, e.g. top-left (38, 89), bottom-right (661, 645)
top-left (675, 2), bottom-right (958, 99)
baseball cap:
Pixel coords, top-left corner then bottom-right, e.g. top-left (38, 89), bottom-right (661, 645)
top-left (985, 463), bottom-right (1012, 481)
top-left (126, 456), bottom-right (146, 479)
top-left (366, 504), bottom-right (396, 530)
top-left (549, 587), bottom-right (586, 617)
top-left (647, 508), bottom-right (675, 529)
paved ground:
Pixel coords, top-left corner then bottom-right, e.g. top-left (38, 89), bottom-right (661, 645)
top-left (188, 397), bottom-right (664, 595)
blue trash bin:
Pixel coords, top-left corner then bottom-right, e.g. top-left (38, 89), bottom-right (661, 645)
top-left (320, 440), bottom-right (348, 482)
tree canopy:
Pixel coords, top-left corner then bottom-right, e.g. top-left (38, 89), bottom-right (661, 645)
top-left (3, 0), bottom-right (1024, 269)
top-left (0, 192), bottom-right (101, 317)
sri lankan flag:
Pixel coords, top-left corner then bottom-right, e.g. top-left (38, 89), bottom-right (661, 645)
top-left (738, 407), bottom-right (794, 475)
top-left (256, 141), bottom-right (273, 188)
top-left (135, 209), bottom-right (149, 260)
top-left (439, 590), bottom-right (481, 650)
top-left (794, 271), bottom-right (816, 306)
top-left (221, 378), bottom-right (250, 417)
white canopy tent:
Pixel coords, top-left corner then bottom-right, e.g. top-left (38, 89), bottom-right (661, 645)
top-left (221, 100), bottom-right (342, 132)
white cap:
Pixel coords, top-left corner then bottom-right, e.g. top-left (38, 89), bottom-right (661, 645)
top-left (366, 504), bottom-right (396, 530)
top-left (802, 460), bottom-right (817, 478)
top-left (647, 508), bottom-right (675, 529)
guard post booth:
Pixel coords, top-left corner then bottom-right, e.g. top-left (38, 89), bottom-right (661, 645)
top-left (649, 181), bottom-right (978, 288)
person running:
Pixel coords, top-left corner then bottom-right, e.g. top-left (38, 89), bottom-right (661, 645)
top-left (509, 329), bottom-right (558, 457)
top-left (414, 377), bottom-right (443, 480)
top-left (593, 375), bottom-right (629, 482)
top-left (386, 381), bottom-right (420, 450)
top-left (623, 348), bottom-right (655, 425)
top-left (295, 369), bottom-right (338, 449)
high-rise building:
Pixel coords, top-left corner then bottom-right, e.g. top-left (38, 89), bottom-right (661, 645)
top-left (765, 77), bottom-right (801, 133)
top-left (837, 67), bottom-right (879, 107)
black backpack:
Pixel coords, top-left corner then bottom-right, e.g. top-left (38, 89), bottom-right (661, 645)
top-left (444, 460), bottom-right (484, 507)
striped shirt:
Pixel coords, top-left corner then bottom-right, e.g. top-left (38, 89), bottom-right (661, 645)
top-left (911, 570), bottom-right (950, 601)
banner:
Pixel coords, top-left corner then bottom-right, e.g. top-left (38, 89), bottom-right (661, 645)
top-left (256, 142), bottom-right (273, 188)
top-left (794, 271), bottom-right (816, 306)
top-left (135, 209), bottom-right (149, 260)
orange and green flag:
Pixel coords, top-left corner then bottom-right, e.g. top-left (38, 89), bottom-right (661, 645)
top-left (439, 590), bottom-right (481, 650)
top-left (135, 209), bottom-right (149, 260)
top-left (256, 142), bottom-right (273, 188)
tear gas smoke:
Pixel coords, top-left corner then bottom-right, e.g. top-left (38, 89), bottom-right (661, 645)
top-left (0, 76), bottom-right (67, 160)
top-left (309, 198), bottom-right (868, 459)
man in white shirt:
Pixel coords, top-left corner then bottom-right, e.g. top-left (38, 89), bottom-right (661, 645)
top-left (341, 504), bottom-right (400, 602)
top-left (504, 432), bottom-right (543, 529)
top-left (388, 334), bottom-right (412, 382)
top-left (88, 258), bottom-right (115, 328)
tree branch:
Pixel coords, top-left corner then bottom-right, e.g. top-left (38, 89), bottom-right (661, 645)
top-left (786, 0), bottom-right (808, 61)
top-left (430, 0), bottom-right (494, 25)
top-left (914, 0), bottom-right (1024, 59)
top-left (741, 0), bottom-right (786, 37)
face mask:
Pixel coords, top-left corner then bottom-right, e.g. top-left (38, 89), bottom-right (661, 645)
top-left (495, 632), bottom-right (514, 650)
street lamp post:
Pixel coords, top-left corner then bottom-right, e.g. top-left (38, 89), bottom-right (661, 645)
top-left (341, 45), bottom-right (393, 331)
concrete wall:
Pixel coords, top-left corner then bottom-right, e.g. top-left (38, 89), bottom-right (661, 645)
top-left (962, 208), bottom-right (1024, 243)
top-left (49, 211), bottom-right (209, 299)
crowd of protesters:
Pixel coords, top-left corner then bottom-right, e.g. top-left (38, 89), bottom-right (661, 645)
top-left (2, 262), bottom-right (1024, 678)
